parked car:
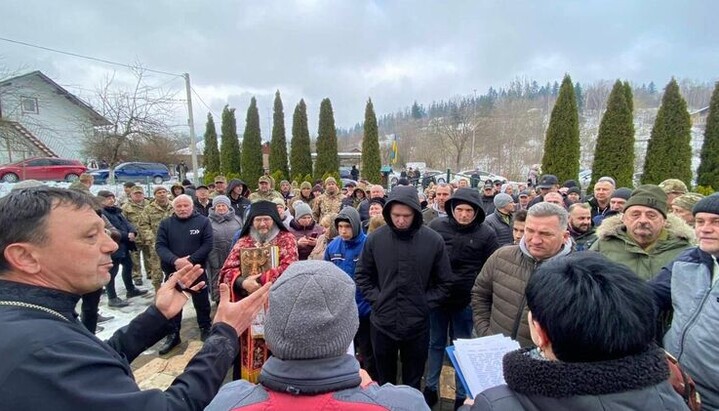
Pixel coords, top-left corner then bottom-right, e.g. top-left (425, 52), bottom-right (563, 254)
top-left (452, 169), bottom-right (507, 185)
top-left (90, 162), bottom-right (171, 185)
top-left (0, 157), bottom-right (87, 183)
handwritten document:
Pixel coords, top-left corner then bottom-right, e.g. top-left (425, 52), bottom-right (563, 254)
top-left (453, 335), bottom-right (520, 398)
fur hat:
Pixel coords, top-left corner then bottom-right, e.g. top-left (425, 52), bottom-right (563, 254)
top-left (624, 185), bottom-right (668, 217)
top-left (212, 195), bottom-right (231, 208)
top-left (265, 260), bottom-right (358, 360)
top-left (294, 201), bottom-right (312, 219)
top-left (692, 193), bottom-right (719, 216)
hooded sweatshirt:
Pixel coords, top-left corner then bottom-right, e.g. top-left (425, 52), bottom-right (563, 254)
top-left (355, 186), bottom-right (453, 340)
top-left (428, 188), bottom-right (500, 310)
top-left (325, 207), bottom-right (371, 318)
top-left (227, 179), bottom-right (252, 218)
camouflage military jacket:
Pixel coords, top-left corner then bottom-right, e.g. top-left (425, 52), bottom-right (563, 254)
top-left (248, 190), bottom-right (284, 203)
top-left (312, 192), bottom-right (342, 221)
top-left (121, 199), bottom-right (149, 245)
top-left (138, 200), bottom-right (173, 244)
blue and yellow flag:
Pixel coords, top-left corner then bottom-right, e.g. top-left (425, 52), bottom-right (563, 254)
top-left (390, 137), bottom-right (399, 165)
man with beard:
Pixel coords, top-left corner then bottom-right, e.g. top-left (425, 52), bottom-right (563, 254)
top-left (426, 189), bottom-right (498, 409)
top-left (312, 177), bottom-right (342, 222)
top-left (590, 185), bottom-right (693, 279)
top-left (219, 200), bottom-right (298, 382)
top-left (422, 183), bottom-right (452, 225)
top-left (249, 176), bottom-right (283, 203)
top-left (568, 203), bottom-right (597, 251)
top-left (155, 195), bottom-right (213, 354)
top-left (355, 186), bottom-right (452, 391)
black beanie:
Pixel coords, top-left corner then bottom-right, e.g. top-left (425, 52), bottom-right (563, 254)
top-left (623, 185), bottom-right (668, 217)
top-left (692, 194), bottom-right (719, 216)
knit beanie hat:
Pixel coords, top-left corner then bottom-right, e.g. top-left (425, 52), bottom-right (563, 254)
top-left (672, 193), bottom-right (704, 212)
top-left (324, 176), bottom-right (337, 186)
top-left (294, 201), bottom-right (312, 219)
top-left (300, 181), bottom-right (312, 190)
top-left (624, 185), bottom-right (668, 217)
top-left (153, 185), bottom-right (168, 195)
top-left (212, 195), bottom-right (231, 208)
top-left (692, 193), bottom-right (719, 216)
top-left (611, 187), bottom-right (633, 200)
top-left (494, 193), bottom-right (514, 209)
top-left (265, 260), bottom-right (358, 360)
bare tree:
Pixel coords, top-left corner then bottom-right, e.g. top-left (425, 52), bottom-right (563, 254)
top-left (83, 66), bottom-right (180, 175)
top-left (428, 101), bottom-right (474, 170)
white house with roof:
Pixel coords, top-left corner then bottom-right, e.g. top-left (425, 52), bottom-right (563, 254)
top-left (0, 70), bottom-right (110, 164)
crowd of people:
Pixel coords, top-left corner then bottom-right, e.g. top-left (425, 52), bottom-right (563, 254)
top-left (0, 168), bottom-right (717, 411)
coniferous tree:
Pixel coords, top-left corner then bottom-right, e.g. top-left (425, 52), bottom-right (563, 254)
top-left (574, 82), bottom-right (584, 113)
top-left (642, 78), bottom-right (692, 185)
top-left (623, 81), bottom-right (634, 114)
top-left (202, 112), bottom-right (221, 174)
top-left (590, 80), bottom-right (635, 188)
top-left (541, 74), bottom-right (580, 183)
top-left (314, 98), bottom-right (339, 179)
top-left (220, 105), bottom-right (241, 176)
top-left (241, 97), bottom-right (264, 187)
top-left (290, 99), bottom-right (313, 181)
top-left (269, 90), bottom-right (290, 180)
top-left (362, 98), bottom-right (382, 183)
top-left (697, 82), bottom-right (719, 190)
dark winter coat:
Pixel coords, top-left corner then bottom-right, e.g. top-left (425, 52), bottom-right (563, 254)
top-left (101, 205), bottom-right (137, 259)
top-left (484, 210), bottom-right (514, 247)
top-left (227, 179), bottom-right (252, 218)
top-left (355, 186), bottom-right (452, 340)
top-left (288, 218), bottom-right (325, 260)
top-left (155, 211), bottom-right (213, 275)
top-left (0, 280), bottom-right (240, 411)
top-left (479, 194), bottom-right (496, 215)
top-left (428, 189), bottom-right (499, 310)
top-left (462, 346), bottom-right (688, 411)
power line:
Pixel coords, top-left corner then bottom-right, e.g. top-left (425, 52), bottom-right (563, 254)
top-left (0, 36), bottom-right (182, 77)
top-left (191, 86), bottom-right (218, 118)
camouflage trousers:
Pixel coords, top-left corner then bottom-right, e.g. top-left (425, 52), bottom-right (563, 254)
top-left (132, 243), bottom-right (163, 290)
top-left (130, 244), bottom-right (151, 281)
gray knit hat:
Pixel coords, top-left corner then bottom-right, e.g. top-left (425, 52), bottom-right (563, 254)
top-left (494, 193), bottom-right (514, 209)
top-left (212, 195), bottom-right (231, 208)
top-left (294, 201), bottom-right (312, 219)
top-left (265, 260), bottom-right (358, 360)
top-left (692, 194), bottom-right (719, 216)
top-left (611, 187), bottom-right (633, 200)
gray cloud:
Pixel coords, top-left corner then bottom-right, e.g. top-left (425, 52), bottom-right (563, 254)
top-left (1, 0), bottom-right (717, 136)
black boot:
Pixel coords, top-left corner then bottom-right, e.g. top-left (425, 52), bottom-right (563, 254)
top-left (200, 327), bottom-right (211, 342)
top-left (423, 387), bottom-right (438, 407)
top-left (158, 333), bottom-right (181, 355)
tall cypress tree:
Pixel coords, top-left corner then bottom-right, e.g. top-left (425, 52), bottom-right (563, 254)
top-left (697, 82), bottom-right (719, 190)
top-left (362, 98), bottom-right (382, 183)
top-left (220, 105), bottom-right (241, 176)
top-left (269, 90), bottom-right (290, 180)
top-left (202, 112), bottom-right (221, 174)
top-left (623, 81), bottom-right (634, 114)
top-left (241, 97), bottom-right (264, 187)
top-left (642, 78), bottom-right (692, 185)
top-left (541, 74), bottom-right (580, 183)
top-left (315, 98), bottom-right (339, 179)
top-left (290, 99), bottom-right (313, 181)
top-left (590, 80), bottom-right (635, 188)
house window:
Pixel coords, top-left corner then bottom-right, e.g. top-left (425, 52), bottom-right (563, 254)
top-left (21, 97), bottom-right (39, 114)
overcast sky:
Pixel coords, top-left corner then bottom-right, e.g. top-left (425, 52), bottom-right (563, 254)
top-left (1, 0), bottom-right (717, 139)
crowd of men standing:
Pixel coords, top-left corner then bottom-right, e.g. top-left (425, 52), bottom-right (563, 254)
top-left (1, 168), bottom-right (717, 411)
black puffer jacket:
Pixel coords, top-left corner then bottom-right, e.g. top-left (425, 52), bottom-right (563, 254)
top-left (355, 186), bottom-right (452, 340)
top-left (428, 189), bottom-right (499, 310)
top-left (101, 206), bottom-right (137, 259)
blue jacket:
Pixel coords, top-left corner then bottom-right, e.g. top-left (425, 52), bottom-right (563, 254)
top-left (651, 246), bottom-right (719, 409)
top-left (325, 207), bottom-right (371, 318)
top-left (101, 205), bottom-right (136, 259)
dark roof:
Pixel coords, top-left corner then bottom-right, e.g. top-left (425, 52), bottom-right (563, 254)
top-left (0, 70), bottom-right (111, 126)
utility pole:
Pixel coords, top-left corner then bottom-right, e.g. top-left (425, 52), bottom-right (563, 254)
top-left (471, 89), bottom-right (477, 164)
top-left (183, 73), bottom-right (199, 185)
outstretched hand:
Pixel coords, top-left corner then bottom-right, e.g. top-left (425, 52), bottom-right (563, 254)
top-left (155, 264), bottom-right (205, 319)
top-left (214, 282), bottom-right (271, 336)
